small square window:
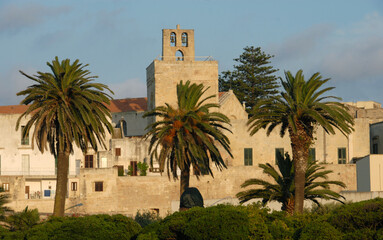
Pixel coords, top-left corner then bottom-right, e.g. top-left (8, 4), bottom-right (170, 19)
top-left (85, 155), bottom-right (93, 168)
top-left (95, 182), bottom-right (103, 192)
top-left (115, 148), bottom-right (121, 156)
top-left (71, 182), bottom-right (77, 191)
top-left (2, 183), bottom-right (9, 192)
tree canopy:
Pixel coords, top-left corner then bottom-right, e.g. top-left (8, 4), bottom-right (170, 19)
top-left (236, 153), bottom-right (346, 215)
top-left (247, 69), bottom-right (354, 213)
top-left (16, 57), bottom-right (113, 216)
top-left (219, 46), bottom-right (279, 114)
top-left (144, 80), bottom-right (232, 196)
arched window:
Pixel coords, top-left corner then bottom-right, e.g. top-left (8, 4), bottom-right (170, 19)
top-left (176, 50), bottom-right (184, 61)
top-left (170, 32), bottom-right (176, 47)
top-left (181, 33), bottom-right (188, 47)
top-left (119, 119), bottom-right (127, 137)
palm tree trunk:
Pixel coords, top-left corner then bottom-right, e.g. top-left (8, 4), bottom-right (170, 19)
top-left (289, 125), bottom-right (311, 214)
top-left (180, 167), bottom-right (190, 197)
top-left (53, 150), bottom-right (70, 217)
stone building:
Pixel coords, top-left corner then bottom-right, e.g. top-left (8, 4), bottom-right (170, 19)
top-left (0, 25), bottom-right (382, 216)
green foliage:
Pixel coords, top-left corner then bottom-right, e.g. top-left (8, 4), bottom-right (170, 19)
top-left (219, 46), bottom-right (279, 114)
top-left (237, 153), bottom-right (346, 213)
top-left (144, 80), bottom-right (232, 194)
top-left (16, 57), bottom-right (114, 216)
top-left (247, 69), bottom-right (354, 213)
top-left (26, 214), bottom-right (141, 240)
top-left (0, 188), bottom-right (11, 220)
top-left (137, 162), bottom-right (149, 176)
top-left (16, 56), bottom-right (114, 158)
top-left (140, 205), bottom-right (251, 240)
top-left (7, 207), bottom-right (40, 232)
top-left (299, 220), bottom-right (343, 240)
top-left (327, 198), bottom-right (383, 233)
top-left (135, 210), bottom-right (161, 228)
top-left (118, 167), bottom-right (124, 176)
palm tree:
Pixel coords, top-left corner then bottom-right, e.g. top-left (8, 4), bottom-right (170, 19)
top-left (16, 57), bottom-right (113, 217)
top-left (247, 70), bottom-right (354, 213)
top-left (144, 80), bottom-right (233, 197)
top-left (236, 153), bottom-right (346, 215)
top-left (0, 188), bottom-right (11, 220)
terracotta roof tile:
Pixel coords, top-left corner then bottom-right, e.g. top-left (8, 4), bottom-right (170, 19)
top-left (0, 98), bottom-right (148, 115)
top-left (107, 98), bottom-right (147, 112)
top-left (219, 92), bottom-right (227, 98)
top-left (0, 105), bottom-right (29, 114)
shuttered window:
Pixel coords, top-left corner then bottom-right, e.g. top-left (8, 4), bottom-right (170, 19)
top-left (244, 148), bottom-right (253, 166)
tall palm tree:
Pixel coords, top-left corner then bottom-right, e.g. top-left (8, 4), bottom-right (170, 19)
top-left (16, 57), bottom-right (113, 217)
top-left (236, 153), bottom-right (346, 215)
top-left (144, 80), bottom-right (233, 197)
top-left (247, 70), bottom-right (354, 213)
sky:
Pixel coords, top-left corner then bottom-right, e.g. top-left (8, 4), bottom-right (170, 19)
top-left (1, 0), bottom-right (383, 105)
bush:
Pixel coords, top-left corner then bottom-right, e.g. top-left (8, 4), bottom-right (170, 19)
top-left (135, 210), bottom-right (161, 228)
top-left (327, 198), bottom-right (383, 233)
top-left (7, 207), bottom-right (40, 232)
top-left (299, 220), bottom-right (343, 240)
top-left (245, 203), bottom-right (272, 239)
top-left (26, 214), bottom-right (141, 240)
top-left (146, 205), bottom-right (250, 240)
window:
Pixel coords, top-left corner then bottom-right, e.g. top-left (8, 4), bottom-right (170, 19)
top-left (275, 148), bottom-right (284, 164)
top-left (115, 148), bottom-right (121, 156)
top-left (71, 182), bottom-right (77, 191)
top-left (130, 161), bottom-right (138, 176)
top-left (373, 143), bottom-right (378, 154)
top-left (170, 32), bottom-right (176, 46)
top-left (85, 155), bottom-right (93, 168)
top-left (95, 182), bottom-right (103, 192)
top-left (338, 148), bottom-right (347, 164)
top-left (21, 126), bottom-right (29, 145)
top-left (181, 32), bottom-right (188, 47)
top-left (176, 50), bottom-right (184, 61)
top-left (22, 154), bottom-right (30, 175)
top-left (309, 148), bottom-right (316, 162)
top-left (2, 183), bottom-right (9, 192)
top-left (244, 148), bottom-right (253, 166)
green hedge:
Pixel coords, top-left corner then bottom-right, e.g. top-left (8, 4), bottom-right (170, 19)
top-left (25, 214), bottom-right (141, 240)
top-left (2, 198), bottom-right (383, 239)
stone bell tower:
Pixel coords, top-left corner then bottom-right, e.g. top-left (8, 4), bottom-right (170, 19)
top-left (146, 25), bottom-right (218, 114)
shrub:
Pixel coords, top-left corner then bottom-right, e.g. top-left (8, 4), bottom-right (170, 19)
top-left (310, 202), bottom-right (343, 215)
top-left (137, 162), bottom-right (149, 176)
top-left (135, 210), bottom-right (161, 228)
top-left (245, 203), bottom-right (272, 239)
top-left (327, 198), bottom-right (383, 233)
top-left (299, 220), bottom-right (343, 240)
top-left (6, 207), bottom-right (40, 232)
top-left (148, 205), bottom-right (250, 240)
top-left (26, 214), bottom-right (141, 240)
top-left (183, 205), bottom-right (250, 240)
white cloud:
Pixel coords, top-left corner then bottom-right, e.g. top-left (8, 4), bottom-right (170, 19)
top-left (0, 3), bottom-right (71, 34)
top-left (271, 24), bottom-right (334, 62)
top-left (319, 12), bottom-right (383, 81)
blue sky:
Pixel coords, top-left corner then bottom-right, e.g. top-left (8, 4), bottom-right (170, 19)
top-left (1, 0), bottom-right (383, 105)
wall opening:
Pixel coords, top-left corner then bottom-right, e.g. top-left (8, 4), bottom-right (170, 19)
top-left (176, 50), bottom-right (184, 61)
top-left (170, 32), bottom-right (176, 46)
